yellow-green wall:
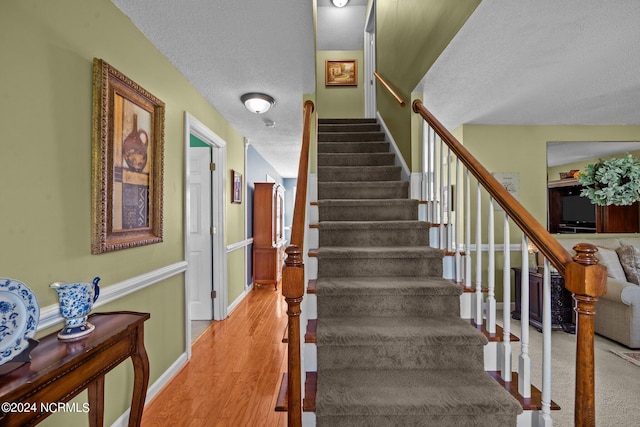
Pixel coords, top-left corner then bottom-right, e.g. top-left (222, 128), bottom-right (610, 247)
top-left (0, 0), bottom-right (245, 424)
top-left (457, 124), bottom-right (640, 301)
top-left (315, 50), bottom-right (364, 118)
top-left (376, 0), bottom-right (480, 168)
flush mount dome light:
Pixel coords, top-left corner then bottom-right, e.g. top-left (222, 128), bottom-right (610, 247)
top-left (241, 92), bottom-right (275, 114)
top-left (332, 0), bottom-right (349, 7)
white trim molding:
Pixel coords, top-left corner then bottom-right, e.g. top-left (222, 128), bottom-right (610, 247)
top-left (38, 261), bottom-right (188, 332)
top-left (226, 238), bottom-right (253, 253)
top-left (377, 112), bottom-right (411, 182)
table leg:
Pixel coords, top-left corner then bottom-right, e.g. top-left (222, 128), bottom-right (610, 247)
top-left (88, 376), bottom-right (105, 427)
top-left (129, 324), bottom-right (150, 427)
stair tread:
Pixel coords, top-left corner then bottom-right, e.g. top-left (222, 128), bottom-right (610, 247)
top-left (316, 316), bottom-right (488, 346)
top-left (317, 199), bottom-right (417, 205)
top-left (319, 220), bottom-right (429, 229)
top-left (318, 246), bottom-right (443, 258)
top-left (318, 181), bottom-right (408, 187)
top-left (316, 276), bottom-right (462, 296)
top-left (316, 369), bottom-right (523, 416)
top-left (319, 118), bottom-right (378, 124)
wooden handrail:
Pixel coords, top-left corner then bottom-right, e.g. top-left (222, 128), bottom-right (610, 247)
top-left (374, 72), bottom-right (406, 107)
top-left (412, 99), bottom-right (572, 274)
top-left (412, 98), bottom-right (607, 426)
top-left (282, 99), bottom-right (314, 427)
top-left (289, 100), bottom-right (315, 250)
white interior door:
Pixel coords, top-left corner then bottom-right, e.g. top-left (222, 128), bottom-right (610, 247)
top-left (188, 146), bottom-right (213, 320)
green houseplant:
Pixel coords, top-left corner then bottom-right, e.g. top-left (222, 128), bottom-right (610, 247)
top-left (577, 153), bottom-right (640, 206)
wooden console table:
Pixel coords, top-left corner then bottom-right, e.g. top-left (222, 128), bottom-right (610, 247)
top-left (0, 311), bottom-right (150, 426)
top-left (512, 268), bottom-right (575, 333)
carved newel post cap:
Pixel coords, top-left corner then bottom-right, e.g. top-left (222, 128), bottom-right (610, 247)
top-left (572, 243), bottom-right (599, 266)
top-left (285, 245), bottom-right (302, 267)
top-left (565, 243), bottom-right (607, 297)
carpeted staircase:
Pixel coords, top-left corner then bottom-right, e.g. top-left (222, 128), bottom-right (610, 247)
top-left (314, 118), bottom-right (522, 426)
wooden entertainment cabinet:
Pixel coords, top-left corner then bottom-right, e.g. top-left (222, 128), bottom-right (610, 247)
top-left (547, 178), bottom-right (639, 234)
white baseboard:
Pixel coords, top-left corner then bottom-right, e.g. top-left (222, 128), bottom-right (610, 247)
top-left (376, 112), bottom-right (411, 182)
top-left (228, 286), bottom-right (251, 314)
top-left (111, 352), bottom-right (189, 427)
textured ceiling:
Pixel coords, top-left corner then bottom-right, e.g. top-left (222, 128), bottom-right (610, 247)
top-left (417, 0), bottom-right (640, 131)
top-left (112, 0), bottom-right (640, 175)
top-left (111, 0), bottom-right (316, 177)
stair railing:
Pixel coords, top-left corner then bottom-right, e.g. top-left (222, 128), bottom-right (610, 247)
top-left (282, 100), bottom-right (315, 427)
top-left (373, 72), bottom-right (406, 107)
top-left (413, 99), bottom-right (607, 427)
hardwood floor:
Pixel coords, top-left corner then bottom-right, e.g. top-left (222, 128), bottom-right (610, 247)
top-left (141, 287), bottom-right (288, 427)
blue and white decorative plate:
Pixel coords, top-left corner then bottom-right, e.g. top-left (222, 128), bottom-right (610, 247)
top-left (0, 278), bottom-right (39, 365)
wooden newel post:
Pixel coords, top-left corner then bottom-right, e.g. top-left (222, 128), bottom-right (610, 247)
top-left (283, 244), bottom-right (304, 427)
top-left (564, 243), bottom-right (607, 427)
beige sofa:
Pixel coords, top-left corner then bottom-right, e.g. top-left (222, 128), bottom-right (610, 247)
top-left (555, 236), bottom-right (640, 349)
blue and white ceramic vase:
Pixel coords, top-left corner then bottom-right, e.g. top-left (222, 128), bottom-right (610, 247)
top-left (50, 277), bottom-right (100, 340)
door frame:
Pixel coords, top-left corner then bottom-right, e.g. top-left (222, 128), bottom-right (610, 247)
top-left (364, 0), bottom-right (377, 118)
top-left (184, 112), bottom-right (227, 357)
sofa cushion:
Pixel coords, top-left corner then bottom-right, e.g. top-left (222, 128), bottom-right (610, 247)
top-left (555, 237), bottom-right (627, 280)
top-left (595, 246), bottom-right (628, 281)
top-left (616, 245), bottom-right (640, 285)
top-left (619, 237), bottom-right (640, 249)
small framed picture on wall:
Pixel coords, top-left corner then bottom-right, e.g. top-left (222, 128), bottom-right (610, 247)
top-left (325, 59), bottom-right (357, 86)
top-left (232, 170), bottom-right (242, 204)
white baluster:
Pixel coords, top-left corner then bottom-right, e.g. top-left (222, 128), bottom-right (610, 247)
top-left (431, 129), bottom-right (440, 222)
top-left (474, 182), bottom-right (483, 325)
top-left (519, 233), bottom-right (531, 398)
top-left (446, 146), bottom-right (452, 253)
top-left (539, 259), bottom-right (553, 426)
top-left (454, 158), bottom-right (462, 283)
top-left (486, 197), bottom-right (496, 333)
top-left (465, 170), bottom-right (471, 289)
top-left (501, 213), bottom-right (512, 382)
top-left (438, 136), bottom-right (444, 250)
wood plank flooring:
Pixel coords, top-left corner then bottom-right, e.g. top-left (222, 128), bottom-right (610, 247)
top-left (141, 287), bottom-right (288, 427)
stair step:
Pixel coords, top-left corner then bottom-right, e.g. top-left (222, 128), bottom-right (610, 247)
top-left (318, 118), bottom-right (377, 124)
top-left (468, 319), bottom-right (521, 343)
top-left (275, 372), bottom-right (317, 412)
top-left (319, 131), bottom-right (385, 142)
top-left (318, 199), bottom-right (419, 221)
top-left (319, 220), bottom-right (430, 247)
top-left (318, 123), bottom-right (381, 133)
top-left (487, 371), bottom-right (560, 411)
top-left (315, 369), bottom-right (522, 424)
top-left (317, 316), bottom-right (486, 371)
top-left (277, 371), bottom-right (553, 417)
top-left (318, 181), bottom-right (409, 199)
top-left (317, 246), bottom-right (444, 278)
top-left (281, 319), bottom-right (316, 344)
top-left (317, 277), bottom-right (459, 318)
top-left (318, 141), bottom-right (390, 153)
top-left (318, 152), bottom-right (395, 166)
top-left (308, 279), bottom-right (317, 294)
top-left (317, 276), bottom-right (460, 296)
top-left (319, 165), bottom-right (401, 182)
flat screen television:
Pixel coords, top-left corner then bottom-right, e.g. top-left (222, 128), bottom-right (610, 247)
top-left (562, 194), bottom-right (596, 226)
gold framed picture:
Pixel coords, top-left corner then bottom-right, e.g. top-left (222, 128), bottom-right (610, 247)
top-left (91, 58), bottom-right (165, 254)
top-left (325, 59), bottom-right (357, 86)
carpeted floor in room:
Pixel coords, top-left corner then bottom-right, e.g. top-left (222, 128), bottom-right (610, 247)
top-left (499, 310), bottom-right (640, 427)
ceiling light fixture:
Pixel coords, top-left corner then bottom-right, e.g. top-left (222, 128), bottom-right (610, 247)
top-left (331, 0), bottom-right (349, 7)
top-left (241, 92), bottom-right (275, 114)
